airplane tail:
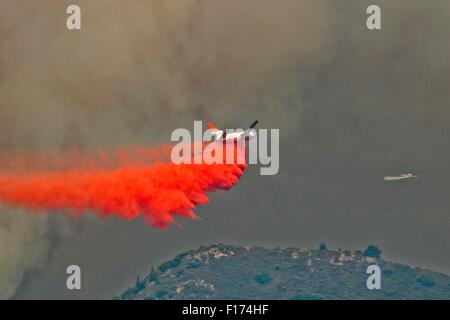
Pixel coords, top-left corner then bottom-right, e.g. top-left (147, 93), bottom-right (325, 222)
top-left (207, 121), bottom-right (218, 132)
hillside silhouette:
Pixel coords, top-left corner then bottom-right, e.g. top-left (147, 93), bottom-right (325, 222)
top-left (120, 244), bottom-right (450, 300)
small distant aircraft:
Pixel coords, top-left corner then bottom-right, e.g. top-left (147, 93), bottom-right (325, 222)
top-left (383, 173), bottom-right (420, 181)
top-left (207, 120), bottom-right (258, 143)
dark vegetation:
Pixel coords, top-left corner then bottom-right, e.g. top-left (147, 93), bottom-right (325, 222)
top-left (119, 244), bottom-right (450, 300)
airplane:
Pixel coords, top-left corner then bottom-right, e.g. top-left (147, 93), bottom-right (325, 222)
top-left (207, 120), bottom-right (258, 143)
top-left (383, 173), bottom-right (420, 181)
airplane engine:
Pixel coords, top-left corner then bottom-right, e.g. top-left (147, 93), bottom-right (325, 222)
top-left (247, 130), bottom-right (256, 139)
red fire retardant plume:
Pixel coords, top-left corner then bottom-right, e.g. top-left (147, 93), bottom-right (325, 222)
top-left (0, 144), bottom-right (246, 228)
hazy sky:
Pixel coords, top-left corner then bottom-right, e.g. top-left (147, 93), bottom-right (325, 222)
top-left (0, 1), bottom-right (449, 299)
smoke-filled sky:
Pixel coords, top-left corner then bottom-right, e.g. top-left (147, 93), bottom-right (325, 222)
top-left (0, 0), bottom-right (449, 299)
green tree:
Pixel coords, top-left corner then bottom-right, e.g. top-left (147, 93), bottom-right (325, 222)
top-left (255, 273), bottom-right (272, 285)
top-left (363, 245), bottom-right (381, 258)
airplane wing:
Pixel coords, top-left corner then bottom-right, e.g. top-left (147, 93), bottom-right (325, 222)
top-left (242, 120), bottom-right (259, 137)
top-left (249, 120), bottom-right (258, 129)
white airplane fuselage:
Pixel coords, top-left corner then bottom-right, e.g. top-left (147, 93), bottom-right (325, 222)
top-left (383, 173), bottom-right (419, 181)
top-left (213, 130), bottom-right (256, 143)
top-left (209, 121), bottom-right (258, 144)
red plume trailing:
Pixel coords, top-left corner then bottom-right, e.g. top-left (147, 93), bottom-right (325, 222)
top-left (0, 144), bottom-right (246, 228)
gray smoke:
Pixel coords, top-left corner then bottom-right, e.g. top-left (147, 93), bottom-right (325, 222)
top-left (0, 0), bottom-right (449, 299)
top-left (0, 207), bottom-right (49, 299)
